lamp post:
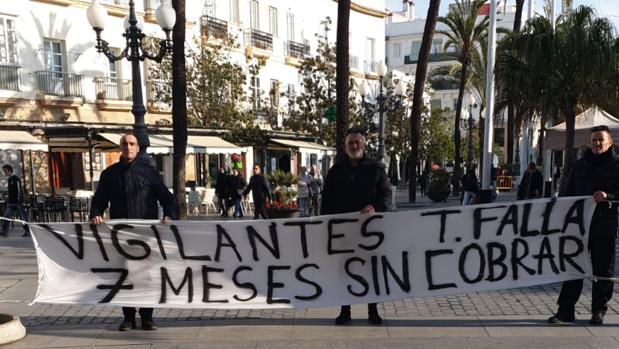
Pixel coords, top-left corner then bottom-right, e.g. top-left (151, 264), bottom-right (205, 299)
top-left (359, 62), bottom-right (406, 163)
top-left (466, 94), bottom-right (478, 167)
top-left (86, 0), bottom-right (175, 155)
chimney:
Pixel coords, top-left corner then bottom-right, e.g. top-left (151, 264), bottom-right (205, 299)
top-left (402, 0), bottom-right (414, 20)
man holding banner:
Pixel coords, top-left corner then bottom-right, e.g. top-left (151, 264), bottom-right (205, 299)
top-left (90, 134), bottom-right (176, 331)
top-left (321, 127), bottom-right (393, 325)
top-left (549, 125), bottom-right (619, 326)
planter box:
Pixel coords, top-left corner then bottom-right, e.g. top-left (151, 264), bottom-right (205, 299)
top-left (427, 190), bottom-right (451, 202)
top-left (265, 208), bottom-right (299, 219)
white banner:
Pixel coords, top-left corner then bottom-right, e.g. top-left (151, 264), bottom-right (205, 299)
top-left (31, 197), bottom-right (595, 309)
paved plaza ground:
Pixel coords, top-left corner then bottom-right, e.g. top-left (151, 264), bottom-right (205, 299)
top-left (1, 190), bottom-right (619, 348)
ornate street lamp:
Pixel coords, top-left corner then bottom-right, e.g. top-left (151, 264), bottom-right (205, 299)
top-left (86, 0), bottom-right (175, 155)
top-left (466, 94), bottom-right (478, 167)
top-left (359, 62), bottom-right (407, 163)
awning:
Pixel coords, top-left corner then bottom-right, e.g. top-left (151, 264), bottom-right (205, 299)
top-left (271, 138), bottom-right (334, 152)
top-left (0, 130), bottom-right (48, 152)
top-left (99, 133), bottom-right (241, 154)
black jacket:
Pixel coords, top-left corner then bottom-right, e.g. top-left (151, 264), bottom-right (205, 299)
top-left (561, 147), bottom-right (619, 236)
top-left (6, 174), bottom-right (23, 204)
top-left (243, 173), bottom-right (271, 203)
top-left (215, 172), bottom-right (229, 198)
top-left (321, 155), bottom-right (393, 215)
top-left (517, 169), bottom-right (544, 200)
top-left (461, 172), bottom-right (479, 192)
top-left (90, 155), bottom-right (176, 220)
top-left (230, 174), bottom-right (247, 201)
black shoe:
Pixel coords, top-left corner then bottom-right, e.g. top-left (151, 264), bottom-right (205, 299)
top-left (141, 320), bottom-right (158, 331)
top-left (548, 312), bottom-right (575, 324)
top-left (368, 310), bottom-right (383, 325)
top-left (589, 312), bottom-right (604, 326)
top-left (118, 319), bottom-right (136, 331)
top-left (21, 232), bottom-right (29, 237)
top-left (0, 232), bottom-right (7, 237)
top-left (334, 310), bottom-right (351, 325)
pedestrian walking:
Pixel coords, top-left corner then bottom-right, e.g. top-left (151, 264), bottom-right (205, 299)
top-left (321, 128), bottom-right (393, 325)
top-left (1, 165), bottom-right (29, 237)
top-left (517, 162), bottom-right (544, 200)
top-left (243, 164), bottom-right (271, 219)
top-left (297, 166), bottom-right (311, 217)
top-left (309, 164), bottom-right (323, 216)
top-left (90, 134), bottom-right (176, 332)
top-left (548, 125), bottom-right (619, 326)
top-left (418, 170), bottom-right (428, 197)
top-left (461, 165), bottom-right (478, 205)
top-left (215, 167), bottom-right (230, 217)
top-left (229, 169), bottom-right (247, 218)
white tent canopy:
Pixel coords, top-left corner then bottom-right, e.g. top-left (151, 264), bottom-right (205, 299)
top-left (0, 130), bottom-right (48, 152)
top-left (98, 133), bottom-right (241, 154)
top-left (545, 106), bottom-right (619, 150)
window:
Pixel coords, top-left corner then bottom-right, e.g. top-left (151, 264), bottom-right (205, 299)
top-left (268, 7), bottom-right (278, 36)
top-left (0, 17), bottom-right (18, 64)
top-left (431, 39), bottom-right (443, 54)
top-left (250, 76), bottom-right (260, 110)
top-left (286, 13), bottom-right (294, 41)
top-left (410, 41), bottom-right (421, 58)
top-left (43, 40), bottom-right (63, 78)
top-left (205, 0), bottom-right (216, 17)
top-left (393, 42), bottom-right (401, 58)
top-left (287, 83), bottom-right (295, 96)
top-left (430, 99), bottom-right (442, 110)
top-left (453, 98), bottom-right (458, 110)
top-left (250, 0), bottom-right (259, 29)
top-left (365, 37), bottom-right (375, 71)
top-left (270, 79), bottom-right (279, 107)
top-left (107, 48), bottom-right (120, 79)
top-left (229, 0), bottom-right (239, 24)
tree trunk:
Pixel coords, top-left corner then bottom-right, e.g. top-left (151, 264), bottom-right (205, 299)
top-left (506, 0), bottom-right (525, 167)
top-left (561, 102), bottom-right (577, 191)
top-left (172, 0), bottom-right (188, 219)
top-left (478, 109), bottom-right (485, 175)
top-left (408, 0), bottom-right (441, 203)
top-left (452, 60), bottom-right (468, 197)
top-left (335, 0), bottom-right (350, 162)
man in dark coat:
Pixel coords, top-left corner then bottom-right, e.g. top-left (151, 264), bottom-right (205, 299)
top-left (548, 125), bottom-right (619, 326)
top-left (215, 167), bottom-right (230, 217)
top-left (90, 134), bottom-right (176, 332)
top-left (243, 164), bottom-right (271, 219)
top-left (1, 165), bottom-right (29, 237)
top-left (517, 162), bottom-right (544, 200)
top-left (321, 128), bottom-right (393, 325)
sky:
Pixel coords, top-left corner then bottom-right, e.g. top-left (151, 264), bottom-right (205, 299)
top-left (385, 0), bottom-right (619, 30)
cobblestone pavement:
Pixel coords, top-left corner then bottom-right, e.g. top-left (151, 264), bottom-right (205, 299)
top-left (2, 190), bottom-right (618, 329)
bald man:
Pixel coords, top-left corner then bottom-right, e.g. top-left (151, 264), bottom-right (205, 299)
top-left (90, 134), bottom-right (176, 331)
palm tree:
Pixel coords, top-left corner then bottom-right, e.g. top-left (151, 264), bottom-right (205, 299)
top-left (408, 0), bottom-right (441, 203)
top-left (335, 0), bottom-right (351, 161)
top-left (172, 0), bottom-right (188, 219)
top-left (437, 0), bottom-right (488, 196)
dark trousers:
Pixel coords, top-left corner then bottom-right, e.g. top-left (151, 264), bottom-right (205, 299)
top-left (122, 307), bottom-right (153, 322)
top-left (2, 203), bottom-right (29, 233)
top-left (557, 233), bottom-right (616, 314)
top-left (340, 303), bottom-right (378, 314)
top-left (254, 200), bottom-right (268, 219)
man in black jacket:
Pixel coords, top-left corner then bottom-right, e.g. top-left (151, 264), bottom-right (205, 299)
top-left (243, 164), bottom-right (271, 219)
top-left (321, 128), bottom-right (393, 325)
top-left (548, 125), bottom-right (619, 326)
top-left (1, 165), bottom-right (29, 237)
top-left (517, 162), bottom-right (544, 200)
top-left (90, 134), bottom-right (176, 332)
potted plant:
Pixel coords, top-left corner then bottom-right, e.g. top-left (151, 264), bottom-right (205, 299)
top-left (265, 170), bottom-right (299, 219)
top-left (427, 168), bottom-right (451, 202)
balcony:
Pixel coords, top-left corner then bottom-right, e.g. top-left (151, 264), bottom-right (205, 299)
top-left (201, 16), bottom-right (228, 40)
top-left (284, 41), bottom-right (308, 60)
top-left (0, 65), bottom-right (20, 91)
top-left (35, 71), bottom-right (83, 97)
top-left (404, 52), bottom-right (457, 64)
top-left (144, 0), bottom-right (160, 11)
top-left (101, 0), bottom-right (130, 7)
top-left (244, 29), bottom-right (273, 51)
top-left (95, 77), bottom-right (132, 101)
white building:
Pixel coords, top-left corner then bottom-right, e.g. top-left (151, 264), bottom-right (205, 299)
top-left (0, 0), bottom-right (387, 192)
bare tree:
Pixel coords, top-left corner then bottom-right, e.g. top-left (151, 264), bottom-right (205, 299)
top-left (335, 0), bottom-right (351, 161)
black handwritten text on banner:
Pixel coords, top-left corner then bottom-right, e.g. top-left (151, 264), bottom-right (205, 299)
top-left (30, 197), bottom-right (594, 309)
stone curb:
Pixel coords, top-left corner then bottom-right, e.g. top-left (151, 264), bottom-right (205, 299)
top-left (0, 314), bottom-right (26, 345)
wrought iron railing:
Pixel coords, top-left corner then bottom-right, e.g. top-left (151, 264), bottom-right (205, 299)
top-left (35, 71), bottom-right (83, 97)
top-left (0, 65), bottom-right (20, 91)
top-left (144, 0), bottom-right (160, 11)
top-left (284, 41), bottom-right (307, 59)
top-left (349, 55), bottom-right (360, 70)
top-left (245, 29), bottom-right (273, 51)
top-left (94, 77), bottom-right (132, 101)
top-left (404, 52), bottom-right (457, 64)
top-left (201, 16), bottom-right (228, 39)
top-left (365, 60), bottom-right (378, 73)
top-left (101, 0), bottom-right (130, 7)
